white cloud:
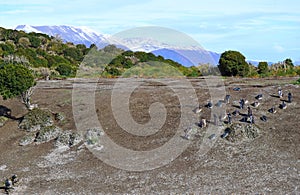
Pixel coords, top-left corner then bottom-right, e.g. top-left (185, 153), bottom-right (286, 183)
top-left (1, 0), bottom-right (299, 62)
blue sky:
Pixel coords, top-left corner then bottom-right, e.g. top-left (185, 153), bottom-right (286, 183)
top-left (1, 0), bottom-right (300, 62)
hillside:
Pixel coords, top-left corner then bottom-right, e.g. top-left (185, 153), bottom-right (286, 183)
top-left (101, 47), bottom-right (201, 77)
top-left (0, 27), bottom-right (201, 78)
top-left (0, 27), bottom-right (91, 78)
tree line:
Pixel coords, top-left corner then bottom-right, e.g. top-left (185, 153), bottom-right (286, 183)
top-left (214, 50), bottom-right (299, 77)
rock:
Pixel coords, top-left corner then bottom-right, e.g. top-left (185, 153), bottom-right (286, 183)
top-left (54, 112), bottom-right (65, 122)
top-left (0, 164), bottom-right (7, 171)
top-left (223, 123), bottom-right (260, 143)
top-left (19, 132), bottom-right (37, 146)
top-left (19, 108), bottom-right (53, 132)
top-left (55, 130), bottom-right (82, 147)
top-left (208, 134), bottom-right (216, 140)
top-left (244, 124), bottom-right (260, 139)
top-left (85, 127), bottom-right (104, 145)
top-left (0, 116), bottom-right (9, 127)
top-left (35, 126), bottom-right (61, 144)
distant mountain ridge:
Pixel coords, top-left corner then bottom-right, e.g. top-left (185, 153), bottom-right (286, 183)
top-left (15, 25), bottom-right (220, 66)
top-left (152, 48), bottom-right (220, 66)
top-left (15, 25), bottom-right (109, 48)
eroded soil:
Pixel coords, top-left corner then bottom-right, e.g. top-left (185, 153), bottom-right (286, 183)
top-left (0, 77), bottom-right (299, 194)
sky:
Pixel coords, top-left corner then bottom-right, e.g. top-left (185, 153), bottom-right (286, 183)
top-left (1, 0), bottom-right (300, 62)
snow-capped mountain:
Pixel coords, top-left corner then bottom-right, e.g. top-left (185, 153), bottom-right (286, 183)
top-left (15, 25), bottom-right (220, 66)
top-left (15, 25), bottom-right (109, 48)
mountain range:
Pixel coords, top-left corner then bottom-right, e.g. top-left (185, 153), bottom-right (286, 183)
top-left (16, 25), bottom-right (289, 66)
top-left (15, 25), bottom-right (221, 66)
top-left (15, 25), bottom-right (109, 48)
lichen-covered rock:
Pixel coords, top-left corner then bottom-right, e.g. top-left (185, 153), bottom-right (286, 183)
top-left (19, 132), bottom-right (37, 146)
top-left (224, 123), bottom-right (260, 143)
top-left (0, 116), bottom-right (9, 127)
top-left (35, 126), bottom-right (61, 144)
top-left (55, 130), bottom-right (82, 147)
top-left (54, 112), bottom-right (65, 122)
top-left (19, 108), bottom-right (53, 132)
top-left (85, 127), bottom-right (104, 145)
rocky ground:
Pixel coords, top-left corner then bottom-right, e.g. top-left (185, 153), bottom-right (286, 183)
top-left (0, 77), bottom-right (299, 194)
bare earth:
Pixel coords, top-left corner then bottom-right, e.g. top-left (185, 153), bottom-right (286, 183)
top-left (0, 77), bottom-right (299, 194)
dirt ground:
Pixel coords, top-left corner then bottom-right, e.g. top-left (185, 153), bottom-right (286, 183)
top-left (0, 76), bottom-right (299, 194)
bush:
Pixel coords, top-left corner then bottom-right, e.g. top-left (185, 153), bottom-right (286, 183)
top-left (0, 63), bottom-right (35, 99)
top-left (56, 63), bottom-right (77, 77)
top-left (294, 78), bottom-right (300, 84)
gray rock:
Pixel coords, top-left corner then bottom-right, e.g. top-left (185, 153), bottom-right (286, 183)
top-left (35, 126), bottom-right (61, 144)
top-left (19, 132), bottom-right (37, 146)
top-left (223, 123), bottom-right (260, 143)
top-left (54, 112), bottom-right (65, 122)
top-left (0, 116), bottom-right (9, 127)
top-left (85, 127), bottom-right (104, 145)
top-left (55, 130), bottom-right (82, 147)
top-left (19, 108), bottom-right (53, 132)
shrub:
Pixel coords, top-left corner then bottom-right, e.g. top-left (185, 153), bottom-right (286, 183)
top-left (55, 63), bottom-right (77, 77)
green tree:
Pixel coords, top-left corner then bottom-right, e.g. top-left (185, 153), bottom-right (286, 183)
top-left (258, 61), bottom-right (269, 75)
top-left (284, 58), bottom-right (294, 67)
top-left (0, 63), bottom-right (35, 100)
top-left (218, 50), bottom-right (249, 77)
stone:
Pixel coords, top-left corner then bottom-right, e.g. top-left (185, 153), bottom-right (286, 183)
top-left (55, 130), bottom-right (82, 147)
top-left (19, 108), bottom-right (53, 132)
top-left (19, 132), bottom-right (37, 146)
top-left (85, 127), bottom-right (104, 145)
top-left (35, 126), bottom-right (61, 144)
top-left (54, 112), bottom-right (65, 122)
top-left (223, 123), bottom-right (260, 143)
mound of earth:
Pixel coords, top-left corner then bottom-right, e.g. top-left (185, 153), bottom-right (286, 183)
top-left (223, 123), bottom-right (260, 143)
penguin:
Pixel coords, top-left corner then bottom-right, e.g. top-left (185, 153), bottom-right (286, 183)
top-left (224, 95), bottom-right (231, 104)
top-left (268, 106), bottom-right (277, 113)
top-left (255, 94), bottom-right (263, 100)
top-left (260, 115), bottom-right (267, 122)
top-left (206, 102), bottom-right (213, 109)
top-left (221, 128), bottom-right (231, 138)
top-left (288, 92), bottom-right (292, 103)
top-left (280, 100), bottom-right (287, 109)
top-left (278, 89), bottom-right (283, 98)
top-left (252, 101), bottom-right (260, 108)
top-left (216, 100), bottom-right (223, 107)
